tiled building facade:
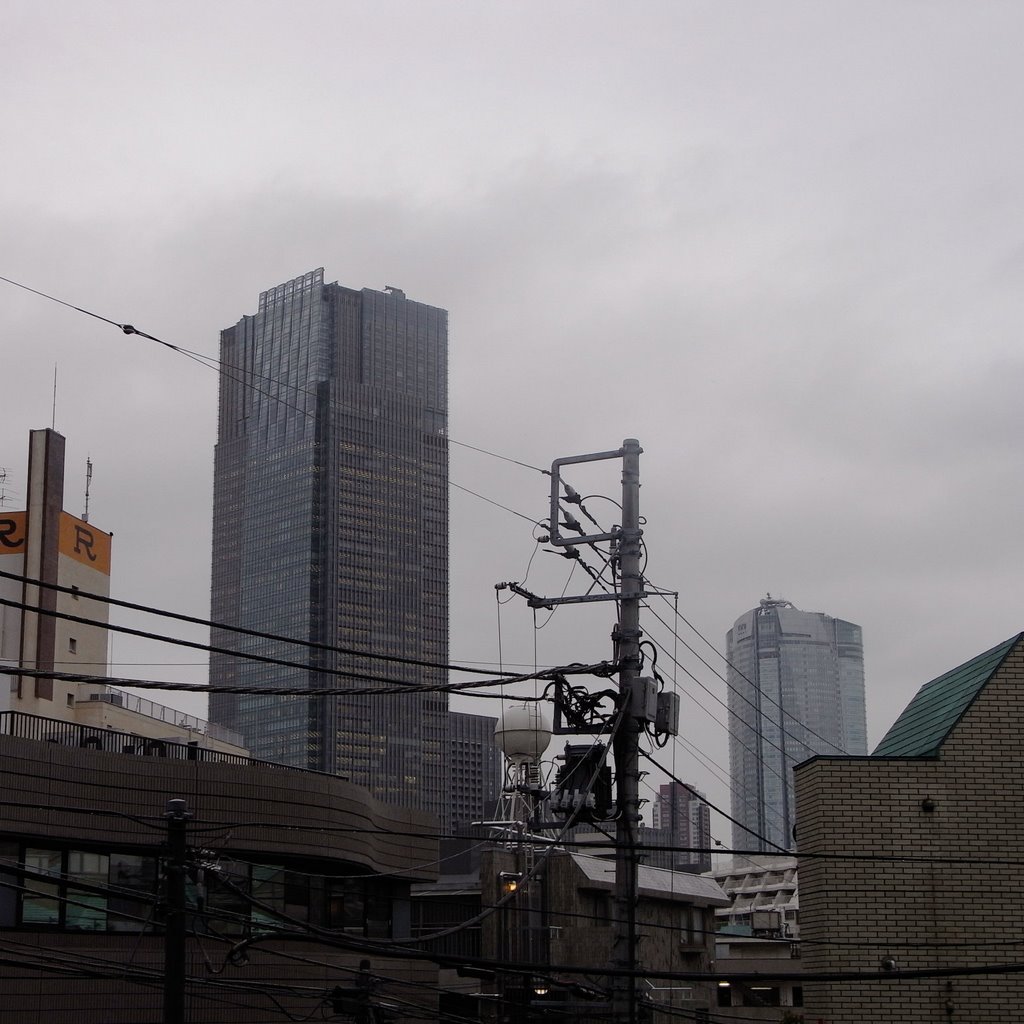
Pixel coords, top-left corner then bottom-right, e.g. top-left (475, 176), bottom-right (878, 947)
top-left (0, 726), bottom-right (440, 1023)
top-left (794, 633), bottom-right (1024, 1022)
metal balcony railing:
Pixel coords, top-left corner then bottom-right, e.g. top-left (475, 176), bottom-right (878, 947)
top-left (0, 710), bottom-right (323, 775)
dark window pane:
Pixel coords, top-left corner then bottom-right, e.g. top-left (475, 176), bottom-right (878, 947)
top-left (108, 854), bottom-right (157, 932)
top-left (22, 849), bottom-right (62, 925)
top-left (66, 851), bottom-right (108, 931)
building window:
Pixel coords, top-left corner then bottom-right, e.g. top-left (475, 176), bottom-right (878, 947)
top-left (21, 849), bottom-right (62, 925)
top-left (65, 851), bottom-right (108, 931)
top-left (747, 986), bottom-right (782, 1007)
top-left (108, 854), bottom-right (158, 932)
top-left (18, 847), bottom-right (155, 933)
top-left (328, 879), bottom-right (393, 937)
top-left (68, 638), bottom-right (77, 654)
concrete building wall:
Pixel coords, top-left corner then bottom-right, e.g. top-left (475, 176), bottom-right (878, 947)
top-left (794, 638), bottom-right (1024, 1022)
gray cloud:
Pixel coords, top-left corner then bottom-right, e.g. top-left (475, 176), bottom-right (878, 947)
top-left (3, 0), bottom-right (1023, 826)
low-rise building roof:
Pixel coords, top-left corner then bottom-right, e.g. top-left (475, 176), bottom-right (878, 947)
top-left (570, 853), bottom-right (729, 906)
top-left (872, 633), bottom-right (1022, 757)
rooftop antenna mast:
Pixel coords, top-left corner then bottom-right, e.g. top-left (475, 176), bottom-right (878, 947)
top-left (82, 458), bottom-right (93, 522)
top-left (51, 364), bottom-right (58, 430)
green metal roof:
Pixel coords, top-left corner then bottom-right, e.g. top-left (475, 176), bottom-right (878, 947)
top-left (872, 634), bottom-right (1022, 757)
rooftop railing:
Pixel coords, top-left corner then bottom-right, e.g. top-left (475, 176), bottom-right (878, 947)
top-left (0, 710), bottom-right (329, 776)
top-left (81, 686), bottom-right (245, 747)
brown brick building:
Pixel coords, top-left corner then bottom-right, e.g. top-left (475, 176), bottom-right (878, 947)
top-left (794, 632), bottom-right (1024, 1022)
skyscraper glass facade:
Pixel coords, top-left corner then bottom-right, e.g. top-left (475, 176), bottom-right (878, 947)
top-left (726, 597), bottom-right (866, 852)
top-left (209, 269), bottom-right (449, 824)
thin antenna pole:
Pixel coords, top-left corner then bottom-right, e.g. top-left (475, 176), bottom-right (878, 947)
top-left (51, 364), bottom-right (57, 430)
top-left (83, 458), bottom-right (93, 523)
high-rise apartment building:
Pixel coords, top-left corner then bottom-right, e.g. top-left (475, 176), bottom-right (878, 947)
top-left (726, 596), bottom-right (866, 852)
top-left (209, 269), bottom-right (450, 823)
top-left (448, 710), bottom-right (502, 832)
top-left (651, 781), bottom-right (713, 873)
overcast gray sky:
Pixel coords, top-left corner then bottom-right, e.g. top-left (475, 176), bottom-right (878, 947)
top-left (3, 1), bottom-right (1022, 837)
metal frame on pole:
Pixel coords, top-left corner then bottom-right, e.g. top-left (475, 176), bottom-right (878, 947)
top-left (509, 438), bottom-right (646, 1022)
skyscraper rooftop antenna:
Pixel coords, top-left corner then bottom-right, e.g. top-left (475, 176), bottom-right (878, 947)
top-left (82, 457), bottom-right (93, 523)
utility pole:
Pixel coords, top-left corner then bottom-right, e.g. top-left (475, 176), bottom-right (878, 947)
top-left (509, 439), bottom-right (660, 1023)
top-left (611, 438), bottom-right (643, 1023)
top-left (163, 798), bottom-right (191, 1024)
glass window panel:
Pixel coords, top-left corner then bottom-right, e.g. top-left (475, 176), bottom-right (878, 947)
top-left (206, 865), bottom-right (249, 937)
top-left (365, 895), bottom-right (391, 939)
top-left (22, 849), bottom-right (62, 925)
top-left (66, 851), bottom-right (108, 931)
top-left (251, 864), bottom-right (284, 932)
top-left (328, 880), bottom-right (365, 933)
top-left (108, 853), bottom-right (157, 933)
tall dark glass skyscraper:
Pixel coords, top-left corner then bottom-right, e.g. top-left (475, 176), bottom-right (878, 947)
top-left (726, 596), bottom-right (866, 852)
top-left (209, 269), bottom-right (449, 824)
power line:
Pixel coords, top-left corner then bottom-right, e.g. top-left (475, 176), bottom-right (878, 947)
top-left (2, 592), bottom-right (614, 696)
top-left (2, 845), bottom-right (1020, 992)
top-left (0, 271), bottom-right (554, 530)
top-left (640, 628), bottom-right (792, 793)
top-left (643, 601), bottom-right (839, 766)
top-left (10, 664), bottom-right (554, 700)
top-left (639, 746), bottom-right (789, 855)
top-left (648, 585), bottom-right (849, 756)
top-left (0, 568), bottom-right (514, 680)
